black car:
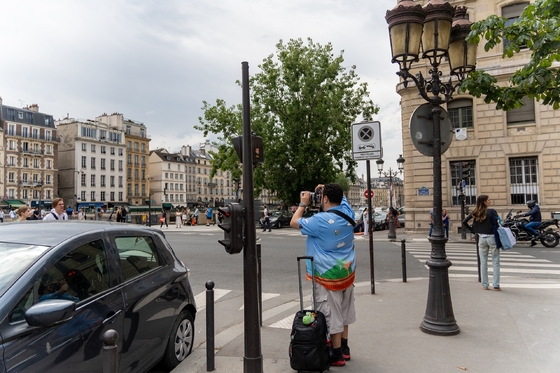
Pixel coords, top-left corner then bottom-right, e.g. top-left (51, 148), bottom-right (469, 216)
top-left (0, 221), bottom-right (196, 373)
top-left (260, 210), bottom-right (293, 229)
top-left (373, 212), bottom-right (388, 230)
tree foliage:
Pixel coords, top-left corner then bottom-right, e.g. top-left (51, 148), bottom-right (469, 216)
top-left (196, 38), bottom-right (378, 205)
top-left (461, 0), bottom-right (560, 110)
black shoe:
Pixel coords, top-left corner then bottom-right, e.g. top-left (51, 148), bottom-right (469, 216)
top-left (531, 240), bottom-right (537, 247)
top-left (262, 230), bottom-right (266, 232)
top-left (341, 343), bottom-right (351, 361)
top-left (330, 348), bottom-right (346, 366)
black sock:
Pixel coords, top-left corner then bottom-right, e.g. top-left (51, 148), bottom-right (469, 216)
top-left (332, 347), bottom-right (343, 358)
top-left (341, 338), bottom-right (348, 347)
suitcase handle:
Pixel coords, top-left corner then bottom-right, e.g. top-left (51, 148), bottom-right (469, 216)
top-left (297, 256), bottom-right (316, 312)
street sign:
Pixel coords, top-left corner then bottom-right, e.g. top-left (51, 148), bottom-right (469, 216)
top-left (364, 190), bottom-right (374, 198)
top-left (352, 121), bottom-right (383, 160)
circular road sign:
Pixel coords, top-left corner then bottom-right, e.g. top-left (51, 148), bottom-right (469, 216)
top-left (364, 190), bottom-right (374, 198)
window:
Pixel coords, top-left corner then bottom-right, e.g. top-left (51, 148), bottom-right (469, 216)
top-left (8, 172), bottom-right (14, 183)
top-left (110, 192), bottom-right (115, 201)
top-left (33, 159), bottom-right (39, 168)
top-left (101, 146), bottom-right (106, 154)
top-left (6, 109), bottom-right (15, 121)
top-left (91, 175), bottom-right (96, 187)
top-left (22, 174), bottom-right (28, 183)
top-left (141, 143), bottom-right (145, 152)
top-left (81, 191), bottom-right (86, 201)
top-left (46, 160), bottom-right (52, 169)
top-left (119, 176), bottom-right (123, 187)
top-left (82, 156), bottom-right (87, 168)
top-left (134, 155), bottom-right (139, 166)
top-left (8, 140), bottom-right (15, 150)
top-left (134, 142), bottom-right (139, 151)
top-left (127, 141), bottom-right (132, 151)
top-left (23, 158), bottom-right (29, 168)
top-left (502, 3), bottom-right (529, 49)
top-left (119, 160), bottom-right (123, 171)
top-left (22, 190), bottom-right (28, 199)
top-left (100, 191), bottom-right (106, 201)
top-left (118, 148), bottom-right (123, 156)
top-left (26, 113), bottom-right (33, 124)
top-left (81, 127), bottom-right (97, 138)
top-left (128, 154), bottom-right (132, 165)
top-left (142, 185), bottom-right (146, 196)
top-left (9, 189), bottom-right (14, 198)
top-left (450, 160), bottom-right (477, 206)
top-left (46, 145), bottom-right (52, 154)
top-left (127, 184), bottom-right (132, 196)
top-left (126, 126), bottom-right (131, 135)
top-left (134, 169), bottom-right (139, 180)
top-left (45, 130), bottom-right (52, 141)
top-left (46, 175), bottom-right (52, 185)
top-left (141, 156), bottom-right (145, 166)
top-left (100, 130), bottom-right (107, 140)
top-left (510, 157), bottom-right (539, 204)
top-left (81, 173), bottom-right (86, 186)
top-left (91, 144), bottom-right (96, 152)
top-left (100, 175), bottom-right (106, 187)
top-left (46, 190), bottom-right (51, 199)
top-left (82, 143), bottom-right (87, 151)
top-left (127, 169), bottom-right (132, 180)
top-left (134, 184), bottom-right (139, 196)
top-left (110, 147), bottom-right (115, 155)
top-left (32, 128), bottom-right (38, 139)
top-left (110, 176), bottom-right (115, 187)
top-left (101, 158), bottom-right (106, 170)
top-left (91, 191), bottom-right (96, 201)
top-left (36, 240), bottom-right (109, 303)
top-left (110, 159), bottom-right (115, 171)
top-left (91, 157), bottom-right (96, 169)
top-left (119, 192), bottom-right (123, 201)
top-left (9, 157), bottom-right (15, 166)
top-left (448, 99), bottom-right (473, 128)
top-left (506, 96), bottom-right (535, 124)
top-left (23, 142), bottom-right (29, 152)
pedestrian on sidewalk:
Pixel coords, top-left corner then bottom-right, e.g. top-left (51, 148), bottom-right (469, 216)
top-left (362, 207), bottom-right (369, 236)
top-left (262, 205), bottom-right (271, 232)
top-left (194, 206), bottom-right (199, 225)
top-left (176, 208), bottom-right (182, 228)
top-left (442, 208), bottom-right (450, 239)
top-left (206, 206), bottom-right (213, 226)
top-left (428, 208), bottom-right (434, 238)
top-left (160, 209), bottom-right (168, 228)
top-left (462, 195), bottom-right (502, 291)
top-left (290, 183), bottom-right (356, 366)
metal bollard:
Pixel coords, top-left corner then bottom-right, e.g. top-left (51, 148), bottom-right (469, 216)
top-left (102, 329), bottom-right (119, 373)
top-left (206, 281), bottom-right (215, 372)
top-left (257, 240), bottom-right (262, 327)
top-left (401, 239), bottom-right (407, 283)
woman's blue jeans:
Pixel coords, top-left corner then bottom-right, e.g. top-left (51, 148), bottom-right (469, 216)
top-left (478, 235), bottom-right (500, 288)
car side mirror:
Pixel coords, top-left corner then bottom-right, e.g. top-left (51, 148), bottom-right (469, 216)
top-left (25, 299), bottom-right (76, 327)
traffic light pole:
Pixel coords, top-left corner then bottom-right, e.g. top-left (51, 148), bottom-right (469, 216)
top-left (240, 61), bottom-right (263, 373)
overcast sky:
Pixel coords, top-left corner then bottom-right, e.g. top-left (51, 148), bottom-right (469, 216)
top-left (0, 0), bottom-right (405, 179)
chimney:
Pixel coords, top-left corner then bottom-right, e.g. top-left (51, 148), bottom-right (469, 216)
top-left (28, 104), bottom-right (39, 112)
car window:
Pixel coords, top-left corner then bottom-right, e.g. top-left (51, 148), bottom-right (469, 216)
top-left (9, 288), bottom-right (34, 323)
top-left (115, 236), bottom-right (161, 281)
top-left (37, 239), bottom-right (110, 304)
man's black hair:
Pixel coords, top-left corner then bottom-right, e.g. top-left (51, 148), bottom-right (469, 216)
top-left (323, 183), bottom-right (343, 204)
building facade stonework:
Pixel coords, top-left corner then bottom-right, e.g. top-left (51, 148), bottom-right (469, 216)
top-left (399, 0), bottom-right (560, 234)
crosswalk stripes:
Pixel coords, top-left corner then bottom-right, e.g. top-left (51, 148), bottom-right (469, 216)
top-left (398, 241), bottom-right (560, 280)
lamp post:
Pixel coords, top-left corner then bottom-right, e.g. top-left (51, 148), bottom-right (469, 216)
top-left (386, 0), bottom-right (477, 336)
top-left (376, 155), bottom-right (405, 241)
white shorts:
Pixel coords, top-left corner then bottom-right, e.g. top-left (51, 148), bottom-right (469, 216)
top-left (312, 282), bottom-right (356, 335)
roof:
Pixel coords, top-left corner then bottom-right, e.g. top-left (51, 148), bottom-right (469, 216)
top-left (0, 221), bottom-right (161, 247)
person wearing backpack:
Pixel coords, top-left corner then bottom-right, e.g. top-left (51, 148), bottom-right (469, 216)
top-left (43, 198), bottom-right (69, 221)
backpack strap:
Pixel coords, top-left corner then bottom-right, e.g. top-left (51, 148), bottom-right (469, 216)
top-left (327, 209), bottom-right (356, 227)
top-left (50, 212), bottom-right (59, 220)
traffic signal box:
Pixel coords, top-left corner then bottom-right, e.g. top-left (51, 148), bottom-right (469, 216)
top-left (218, 202), bottom-right (244, 254)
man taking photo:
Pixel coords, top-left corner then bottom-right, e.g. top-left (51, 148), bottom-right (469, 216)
top-left (290, 183), bottom-right (356, 366)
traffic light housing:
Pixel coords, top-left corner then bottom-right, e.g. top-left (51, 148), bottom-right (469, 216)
top-left (218, 203), bottom-right (244, 254)
top-left (460, 162), bottom-right (470, 181)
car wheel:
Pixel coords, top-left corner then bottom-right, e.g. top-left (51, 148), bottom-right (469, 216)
top-left (162, 310), bottom-right (195, 370)
top-left (277, 221), bottom-right (282, 229)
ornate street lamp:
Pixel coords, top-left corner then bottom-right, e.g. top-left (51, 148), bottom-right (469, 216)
top-left (386, 0), bottom-right (477, 336)
top-left (376, 155), bottom-right (405, 241)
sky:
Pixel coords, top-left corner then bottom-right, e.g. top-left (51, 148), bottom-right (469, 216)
top-left (0, 0), bottom-right (405, 180)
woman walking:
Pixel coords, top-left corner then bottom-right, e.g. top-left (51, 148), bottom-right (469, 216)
top-left (462, 195), bottom-right (502, 291)
top-left (160, 209), bottom-right (168, 228)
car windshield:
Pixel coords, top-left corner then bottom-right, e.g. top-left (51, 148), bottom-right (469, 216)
top-left (271, 211), bottom-right (283, 217)
top-left (0, 242), bottom-right (50, 296)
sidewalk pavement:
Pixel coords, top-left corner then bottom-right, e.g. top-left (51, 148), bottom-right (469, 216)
top-left (170, 228), bottom-right (560, 373)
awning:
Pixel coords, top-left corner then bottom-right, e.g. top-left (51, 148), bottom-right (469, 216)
top-left (162, 203), bottom-right (174, 210)
top-left (4, 199), bottom-right (27, 208)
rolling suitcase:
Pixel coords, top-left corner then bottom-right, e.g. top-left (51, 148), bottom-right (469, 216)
top-left (289, 256), bottom-right (330, 372)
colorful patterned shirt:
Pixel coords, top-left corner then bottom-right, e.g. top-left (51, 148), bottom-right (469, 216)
top-left (298, 197), bottom-right (356, 291)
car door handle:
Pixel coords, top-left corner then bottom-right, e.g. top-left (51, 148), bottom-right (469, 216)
top-left (103, 309), bottom-right (123, 325)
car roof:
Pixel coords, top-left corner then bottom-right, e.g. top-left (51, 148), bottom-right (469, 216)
top-left (0, 221), bottom-right (161, 247)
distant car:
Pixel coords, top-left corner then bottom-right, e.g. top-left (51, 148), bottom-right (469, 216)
top-left (260, 210), bottom-right (293, 229)
top-left (0, 221), bottom-right (197, 373)
top-left (353, 207), bottom-right (366, 232)
top-left (302, 209), bottom-right (320, 218)
top-left (373, 212), bottom-right (388, 230)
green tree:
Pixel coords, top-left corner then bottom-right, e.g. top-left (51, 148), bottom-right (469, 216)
top-left (196, 38), bottom-right (378, 205)
top-left (461, 0), bottom-right (560, 110)
top-left (334, 172), bottom-right (350, 193)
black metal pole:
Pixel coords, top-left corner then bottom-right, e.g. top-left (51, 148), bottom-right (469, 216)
top-left (148, 196), bottom-right (152, 227)
top-left (459, 163), bottom-right (466, 239)
top-left (420, 99), bottom-right (459, 336)
top-left (241, 61), bottom-right (263, 373)
top-left (366, 160), bottom-right (375, 295)
top-left (388, 173), bottom-right (396, 241)
top-left (401, 239), bottom-right (407, 283)
top-left (206, 281), bottom-right (215, 372)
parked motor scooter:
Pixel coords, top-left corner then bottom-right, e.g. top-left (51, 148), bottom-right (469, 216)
top-left (502, 209), bottom-right (560, 248)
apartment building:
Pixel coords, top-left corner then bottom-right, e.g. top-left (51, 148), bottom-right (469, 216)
top-left (1, 100), bottom-right (58, 208)
top-left (57, 118), bottom-right (126, 211)
top-left (96, 113), bottom-right (151, 206)
top-left (397, 0), bottom-right (560, 233)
